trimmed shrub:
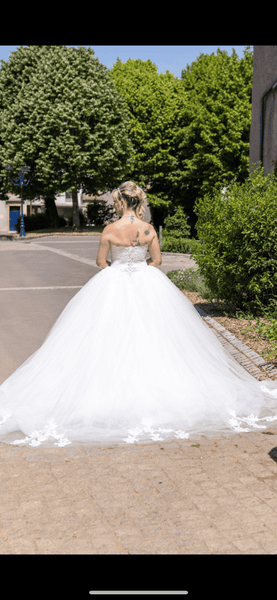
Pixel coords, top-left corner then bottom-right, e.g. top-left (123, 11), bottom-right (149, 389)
top-left (160, 236), bottom-right (191, 253)
top-left (15, 212), bottom-right (66, 232)
top-left (163, 205), bottom-right (191, 238)
top-left (160, 205), bottom-right (193, 253)
top-left (15, 212), bottom-right (49, 233)
top-left (192, 162), bottom-right (277, 315)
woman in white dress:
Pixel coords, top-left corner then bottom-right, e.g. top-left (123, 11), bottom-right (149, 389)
top-left (0, 181), bottom-right (277, 448)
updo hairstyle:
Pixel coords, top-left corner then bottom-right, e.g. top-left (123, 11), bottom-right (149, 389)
top-left (112, 181), bottom-right (147, 221)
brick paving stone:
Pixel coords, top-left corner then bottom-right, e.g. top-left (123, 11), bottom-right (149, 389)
top-left (6, 538), bottom-right (38, 554)
top-left (190, 526), bottom-right (232, 549)
top-left (253, 487), bottom-right (277, 501)
top-left (211, 544), bottom-right (243, 554)
top-left (260, 497), bottom-right (277, 512)
top-left (2, 428), bottom-right (277, 554)
top-left (232, 537), bottom-right (265, 552)
top-left (201, 536), bottom-right (237, 554)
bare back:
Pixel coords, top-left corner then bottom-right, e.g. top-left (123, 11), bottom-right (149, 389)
top-left (106, 219), bottom-right (155, 248)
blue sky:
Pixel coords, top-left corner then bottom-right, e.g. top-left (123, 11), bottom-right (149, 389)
top-left (0, 46), bottom-right (252, 79)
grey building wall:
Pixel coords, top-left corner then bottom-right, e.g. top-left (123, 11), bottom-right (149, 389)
top-left (249, 46), bottom-right (277, 175)
top-left (0, 200), bottom-right (8, 231)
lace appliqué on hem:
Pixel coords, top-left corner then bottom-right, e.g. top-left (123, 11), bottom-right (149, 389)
top-left (10, 419), bottom-right (72, 447)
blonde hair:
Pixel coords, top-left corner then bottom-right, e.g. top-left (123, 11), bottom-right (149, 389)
top-left (112, 181), bottom-right (147, 221)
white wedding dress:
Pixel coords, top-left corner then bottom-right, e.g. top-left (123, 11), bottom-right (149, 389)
top-left (1, 243), bottom-right (277, 448)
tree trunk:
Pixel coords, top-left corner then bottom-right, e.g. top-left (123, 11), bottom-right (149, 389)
top-left (72, 190), bottom-right (80, 229)
top-left (43, 192), bottom-right (60, 228)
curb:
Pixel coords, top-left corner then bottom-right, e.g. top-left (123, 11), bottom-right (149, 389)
top-left (194, 304), bottom-right (277, 381)
top-left (0, 231), bottom-right (102, 240)
top-left (161, 252), bottom-right (193, 258)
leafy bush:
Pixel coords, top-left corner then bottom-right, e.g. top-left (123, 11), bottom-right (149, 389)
top-left (15, 212), bottom-right (67, 233)
top-left (241, 305), bottom-right (277, 364)
top-left (192, 162), bottom-right (277, 316)
top-left (16, 213), bottom-right (47, 232)
top-left (86, 198), bottom-right (115, 226)
top-left (160, 236), bottom-right (203, 254)
top-left (166, 267), bottom-right (215, 302)
top-left (163, 205), bottom-right (191, 237)
top-left (160, 236), bottom-right (191, 253)
top-left (160, 206), bottom-right (195, 253)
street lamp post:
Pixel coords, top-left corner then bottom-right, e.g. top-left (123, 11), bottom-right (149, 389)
top-left (5, 164), bottom-right (30, 238)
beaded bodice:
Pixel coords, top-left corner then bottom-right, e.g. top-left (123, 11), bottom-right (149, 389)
top-left (110, 245), bottom-right (148, 280)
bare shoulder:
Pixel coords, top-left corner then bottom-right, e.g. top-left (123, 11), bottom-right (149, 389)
top-left (139, 222), bottom-right (156, 243)
top-left (145, 223), bottom-right (158, 239)
top-left (101, 223), bottom-right (113, 236)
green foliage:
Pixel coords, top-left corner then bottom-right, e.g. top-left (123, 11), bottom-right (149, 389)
top-left (166, 267), bottom-right (215, 302)
top-left (109, 59), bottom-right (187, 224)
top-left (160, 235), bottom-right (202, 254)
top-left (15, 212), bottom-right (66, 233)
top-left (175, 46), bottom-right (254, 234)
top-left (241, 295), bottom-right (277, 364)
top-left (159, 206), bottom-right (192, 253)
top-left (191, 162), bottom-right (277, 316)
top-left (109, 49), bottom-right (254, 238)
top-left (163, 205), bottom-right (191, 238)
top-left (86, 198), bottom-right (115, 226)
top-left (160, 237), bottom-right (192, 253)
top-left (0, 47), bottom-right (254, 237)
top-left (160, 233), bottom-right (202, 255)
top-left (0, 45), bottom-right (134, 203)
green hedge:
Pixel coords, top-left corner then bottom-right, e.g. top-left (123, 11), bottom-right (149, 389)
top-left (160, 205), bottom-right (201, 254)
top-left (192, 162), bottom-right (277, 315)
top-left (15, 212), bottom-right (66, 233)
top-left (160, 236), bottom-right (203, 254)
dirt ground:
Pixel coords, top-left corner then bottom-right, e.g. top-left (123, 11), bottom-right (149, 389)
top-left (181, 288), bottom-right (277, 373)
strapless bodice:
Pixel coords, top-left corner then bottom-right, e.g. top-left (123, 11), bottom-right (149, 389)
top-left (110, 245), bottom-right (148, 278)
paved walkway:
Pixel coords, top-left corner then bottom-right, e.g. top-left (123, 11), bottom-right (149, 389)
top-left (1, 429), bottom-right (277, 555)
top-left (1, 235), bottom-right (277, 555)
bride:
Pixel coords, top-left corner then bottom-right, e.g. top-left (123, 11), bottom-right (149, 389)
top-left (0, 181), bottom-right (277, 448)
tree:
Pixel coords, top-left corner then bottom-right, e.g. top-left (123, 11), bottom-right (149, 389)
top-left (173, 46), bottom-right (254, 237)
top-left (0, 45), bottom-right (134, 228)
top-left (109, 58), bottom-right (188, 229)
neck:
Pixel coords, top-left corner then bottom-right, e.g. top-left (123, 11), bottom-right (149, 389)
top-left (121, 213), bottom-right (137, 218)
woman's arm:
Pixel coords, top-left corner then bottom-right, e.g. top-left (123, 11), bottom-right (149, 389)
top-left (101, 260), bottom-right (111, 268)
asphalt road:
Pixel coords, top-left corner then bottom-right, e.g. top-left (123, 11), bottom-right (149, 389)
top-left (0, 235), bottom-right (198, 384)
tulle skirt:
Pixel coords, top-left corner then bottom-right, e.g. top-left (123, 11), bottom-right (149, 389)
top-left (0, 262), bottom-right (277, 447)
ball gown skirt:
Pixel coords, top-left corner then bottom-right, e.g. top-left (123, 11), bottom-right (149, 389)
top-left (0, 245), bottom-right (277, 448)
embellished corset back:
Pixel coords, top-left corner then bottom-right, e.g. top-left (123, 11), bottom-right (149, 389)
top-left (110, 245), bottom-right (148, 278)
